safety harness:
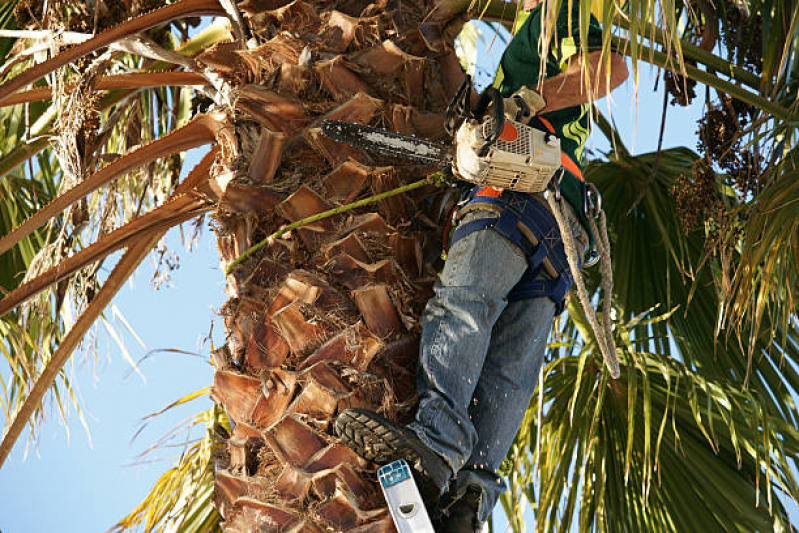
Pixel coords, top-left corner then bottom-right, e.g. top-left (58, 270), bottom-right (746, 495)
top-left (450, 186), bottom-right (577, 315)
top-left (449, 177), bottom-right (621, 379)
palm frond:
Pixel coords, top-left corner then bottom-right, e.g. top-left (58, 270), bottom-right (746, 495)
top-left (504, 311), bottom-right (798, 532)
top-left (112, 398), bottom-right (222, 533)
top-left (723, 159), bottom-right (798, 367)
top-left (0, 0), bottom-right (227, 105)
top-left (0, 231), bottom-right (164, 467)
top-left (0, 5), bottom-right (230, 466)
top-left (472, 0), bottom-right (799, 121)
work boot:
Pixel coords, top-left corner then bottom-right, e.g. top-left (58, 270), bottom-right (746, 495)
top-left (335, 408), bottom-right (451, 506)
top-left (433, 486), bottom-right (485, 533)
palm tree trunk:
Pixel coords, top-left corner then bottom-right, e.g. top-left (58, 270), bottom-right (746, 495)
top-left (209, 1), bottom-right (465, 530)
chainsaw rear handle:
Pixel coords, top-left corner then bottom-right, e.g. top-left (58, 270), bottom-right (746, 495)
top-left (473, 87), bottom-right (505, 157)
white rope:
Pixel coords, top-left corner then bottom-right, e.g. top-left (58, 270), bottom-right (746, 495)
top-left (545, 193), bottom-right (621, 379)
top-left (589, 211), bottom-right (616, 364)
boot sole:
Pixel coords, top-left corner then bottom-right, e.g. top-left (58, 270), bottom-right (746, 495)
top-left (335, 409), bottom-right (422, 466)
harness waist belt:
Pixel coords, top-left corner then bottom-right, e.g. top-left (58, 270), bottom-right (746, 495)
top-left (449, 187), bottom-right (580, 314)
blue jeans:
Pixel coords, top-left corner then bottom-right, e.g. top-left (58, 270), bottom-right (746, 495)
top-left (407, 202), bottom-right (585, 522)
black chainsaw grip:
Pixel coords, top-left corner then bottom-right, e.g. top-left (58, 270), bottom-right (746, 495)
top-left (473, 87), bottom-right (504, 157)
top-left (444, 75), bottom-right (473, 136)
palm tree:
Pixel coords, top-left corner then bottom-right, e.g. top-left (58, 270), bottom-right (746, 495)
top-left (0, 0), bottom-right (796, 531)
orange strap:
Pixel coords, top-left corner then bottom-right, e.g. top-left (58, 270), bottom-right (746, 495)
top-left (476, 187), bottom-right (503, 197)
top-left (536, 117), bottom-right (584, 182)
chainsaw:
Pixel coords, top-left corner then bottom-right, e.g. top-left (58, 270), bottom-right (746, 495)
top-left (321, 76), bottom-right (563, 194)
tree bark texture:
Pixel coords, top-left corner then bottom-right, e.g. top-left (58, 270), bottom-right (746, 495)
top-left (210, 1), bottom-right (466, 530)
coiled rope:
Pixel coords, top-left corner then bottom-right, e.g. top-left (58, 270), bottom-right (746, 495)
top-left (545, 191), bottom-right (620, 379)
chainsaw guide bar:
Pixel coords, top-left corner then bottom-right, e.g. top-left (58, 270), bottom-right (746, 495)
top-left (321, 120), bottom-right (452, 166)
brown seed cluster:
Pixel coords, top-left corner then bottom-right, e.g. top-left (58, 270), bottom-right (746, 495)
top-left (726, 149), bottom-right (764, 197)
top-left (672, 160), bottom-right (721, 235)
top-left (721, 6), bottom-right (764, 74)
top-left (697, 104), bottom-right (740, 167)
top-left (664, 68), bottom-right (697, 106)
top-left (697, 98), bottom-right (764, 196)
top-left (13, 0), bottom-right (43, 29)
top-left (674, 91), bottom-right (764, 246)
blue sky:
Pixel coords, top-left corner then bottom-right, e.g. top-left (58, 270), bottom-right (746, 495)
top-left (0, 22), bottom-right (719, 533)
top-left (0, 213), bottom-right (224, 531)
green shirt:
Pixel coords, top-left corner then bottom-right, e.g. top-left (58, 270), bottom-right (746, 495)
top-left (494, 1), bottom-right (605, 243)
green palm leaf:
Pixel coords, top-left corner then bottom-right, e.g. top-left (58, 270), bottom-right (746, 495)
top-left (112, 392), bottom-right (222, 533)
top-left (505, 313), bottom-right (798, 532)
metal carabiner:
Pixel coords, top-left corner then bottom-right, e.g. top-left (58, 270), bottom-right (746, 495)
top-left (583, 182), bottom-right (602, 219)
top-left (583, 246), bottom-right (600, 268)
top-left (544, 168), bottom-right (564, 202)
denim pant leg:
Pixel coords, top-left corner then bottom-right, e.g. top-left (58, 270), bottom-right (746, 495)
top-left (408, 210), bottom-right (529, 480)
top-left (448, 295), bottom-right (555, 522)
top-left (447, 200), bottom-right (588, 522)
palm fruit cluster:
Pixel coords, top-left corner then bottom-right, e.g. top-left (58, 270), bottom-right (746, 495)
top-left (672, 160), bottom-right (721, 235)
top-left (720, 5), bottom-right (764, 75)
top-left (697, 103), bottom-right (740, 167)
top-left (14, 0), bottom-right (129, 34)
top-left (663, 67), bottom-right (698, 106)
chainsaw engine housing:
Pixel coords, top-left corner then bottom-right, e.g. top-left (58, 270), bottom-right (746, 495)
top-left (457, 118), bottom-right (562, 193)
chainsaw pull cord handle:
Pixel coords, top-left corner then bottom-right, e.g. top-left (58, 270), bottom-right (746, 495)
top-left (472, 87), bottom-right (505, 157)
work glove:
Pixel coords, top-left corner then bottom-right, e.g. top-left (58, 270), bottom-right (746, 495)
top-left (504, 86), bottom-right (546, 121)
top-left (453, 120), bottom-right (488, 184)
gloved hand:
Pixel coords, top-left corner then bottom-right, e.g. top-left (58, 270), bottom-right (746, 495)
top-left (453, 120), bottom-right (488, 184)
top-left (504, 86), bottom-right (546, 121)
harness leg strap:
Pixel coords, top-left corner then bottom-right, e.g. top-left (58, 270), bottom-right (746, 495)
top-left (448, 195), bottom-right (574, 312)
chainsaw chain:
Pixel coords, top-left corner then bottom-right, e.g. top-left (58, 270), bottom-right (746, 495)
top-left (321, 120), bottom-right (452, 166)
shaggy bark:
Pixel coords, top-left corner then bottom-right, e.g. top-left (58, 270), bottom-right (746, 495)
top-left (209, 1), bottom-right (465, 531)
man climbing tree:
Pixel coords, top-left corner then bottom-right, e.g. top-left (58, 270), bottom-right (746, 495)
top-left (336, 0), bottom-right (629, 530)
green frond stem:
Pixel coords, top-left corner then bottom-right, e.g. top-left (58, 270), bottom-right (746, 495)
top-left (613, 17), bottom-right (762, 91)
top-left (611, 35), bottom-right (799, 123)
top-left (0, 232), bottom-right (164, 469)
top-left (450, 0), bottom-right (519, 21)
top-left (225, 175), bottom-right (444, 276)
top-left (769, 5), bottom-right (799, 96)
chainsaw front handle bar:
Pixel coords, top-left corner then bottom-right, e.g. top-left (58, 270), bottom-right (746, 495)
top-left (444, 76), bottom-right (472, 136)
top-left (444, 76), bottom-right (505, 158)
top-left (473, 87), bottom-right (505, 157)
